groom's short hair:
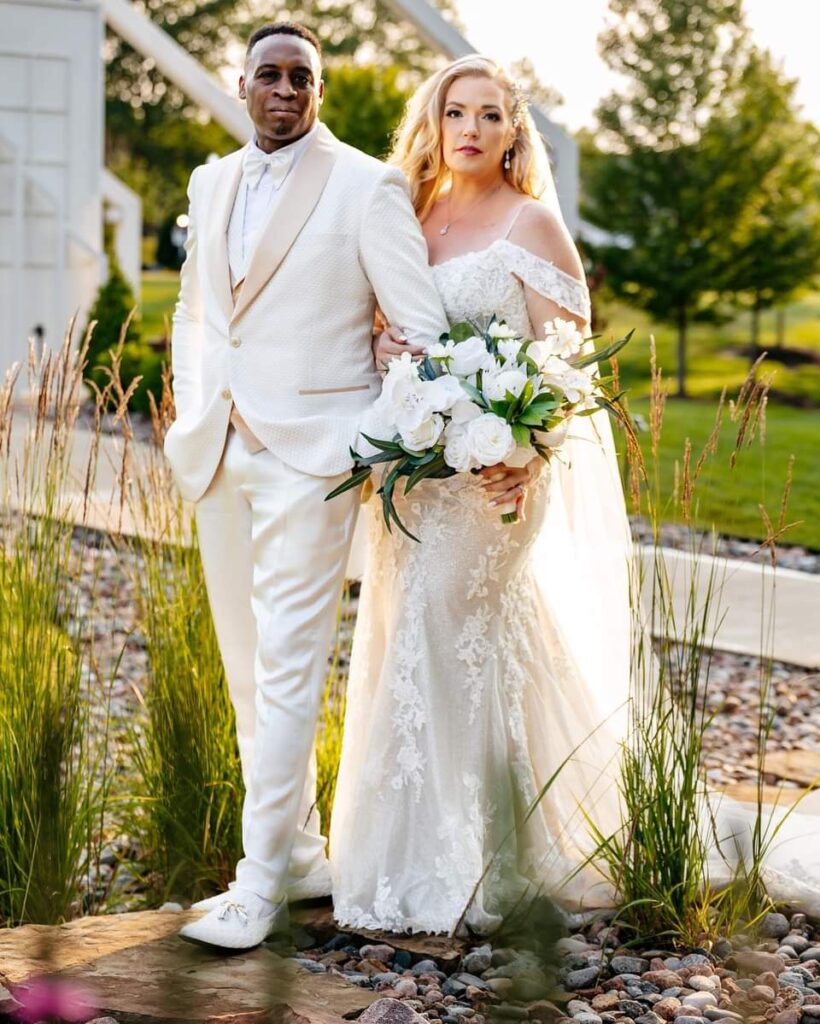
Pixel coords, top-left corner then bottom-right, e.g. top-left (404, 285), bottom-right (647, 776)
top-left (246, 22), bottom-right (323, 64)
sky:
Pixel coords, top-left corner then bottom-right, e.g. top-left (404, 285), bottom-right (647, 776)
top-left (453, 0), bottom-right (820, 131)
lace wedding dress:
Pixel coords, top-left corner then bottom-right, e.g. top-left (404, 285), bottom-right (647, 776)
top-left (329, 240), bottom-right (629, 933)
top-left (330, 236), bottom-right (820, 935)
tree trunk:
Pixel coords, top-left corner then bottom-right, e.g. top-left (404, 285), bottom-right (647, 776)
top-left (676, 307), bottom-right (687, 398)
top-left (776, 307), bottom-right (786, 348)
top-left (750, 301), bottom-right (760, 367)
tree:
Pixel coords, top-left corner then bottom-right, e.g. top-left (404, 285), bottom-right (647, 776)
top-left (321, 64), bottom-right (410, 158)
top-left (104, 0), bottom-right (462, 228)
top-left (584, 0), bottom-right (753, 396)
top-left (717, 52), bottom-right (820, 360)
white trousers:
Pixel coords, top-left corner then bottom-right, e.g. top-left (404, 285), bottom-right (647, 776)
top-left (195, 429), bottom-right (358, 900)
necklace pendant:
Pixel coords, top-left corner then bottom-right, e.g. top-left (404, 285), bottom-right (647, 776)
top-left (440, 225), bottom-right (450, 235)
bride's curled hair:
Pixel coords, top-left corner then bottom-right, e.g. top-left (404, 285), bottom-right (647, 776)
top-left (389, 55), bottom-right (550, 220)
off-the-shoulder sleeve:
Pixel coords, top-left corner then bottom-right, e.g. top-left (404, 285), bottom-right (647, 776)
top-left (498, 239), bottom-right (591, 323)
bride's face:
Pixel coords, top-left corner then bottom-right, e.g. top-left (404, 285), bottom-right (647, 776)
top-left (440, 75), bottom-right (514, 178)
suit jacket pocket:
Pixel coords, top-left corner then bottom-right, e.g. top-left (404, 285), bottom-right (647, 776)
top-left (298, 384), bottom-right (372, 396)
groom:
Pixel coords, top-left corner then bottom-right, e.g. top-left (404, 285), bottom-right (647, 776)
top-left (164, 22), bottom-right (447, 949)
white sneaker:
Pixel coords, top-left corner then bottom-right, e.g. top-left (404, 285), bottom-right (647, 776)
top-left (179, 888), bottom-right (289, 951)
top-left (191, 862), bottom-right (331, 912)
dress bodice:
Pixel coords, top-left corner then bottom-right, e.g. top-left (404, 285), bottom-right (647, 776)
top-left (430, 238), bottom-right (592, 335)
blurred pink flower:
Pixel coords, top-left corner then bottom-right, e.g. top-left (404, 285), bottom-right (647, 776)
top-left (12, 977), bottom-right (98, 1023)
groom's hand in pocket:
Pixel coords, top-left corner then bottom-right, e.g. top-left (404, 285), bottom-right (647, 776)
top-left (374, 323), bottom-right (425, 371)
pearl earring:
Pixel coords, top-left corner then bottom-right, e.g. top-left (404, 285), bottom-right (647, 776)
top-left (504, 148), bottom-right (512, 171)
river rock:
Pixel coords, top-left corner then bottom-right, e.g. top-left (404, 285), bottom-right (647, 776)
top-left (654, 998), bottom-right (682, 1020)
top-left (799, 950), bottom-right (820, 963)
top-left (360, 998), bottom-right (428, 1024)
top-left (681, 992), bottom-right (718, 1010)
top-left (612, 957), bottom-right (650, 975)
top-left (361, 944), bottom-right (397, 963)
top-left (734, 951), bottom-right (787, 976)
top-left (462, 947), bottom-right (492, 975)
top-left (761, 914), bottom-right (792, 939)
top-left (566, 967), bottom-right (603, 990)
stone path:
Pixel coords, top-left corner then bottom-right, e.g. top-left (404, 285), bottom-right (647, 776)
top-left (0, 905), bottom-right (471, 1024)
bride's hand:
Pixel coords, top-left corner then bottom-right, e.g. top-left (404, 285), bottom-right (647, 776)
top-left (479, 458), bottom-right (541, 518)
top-left (373, 323), bottom-right (426, 371)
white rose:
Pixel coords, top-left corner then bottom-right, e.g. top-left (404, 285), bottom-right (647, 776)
top-left (498, 338), bottom-right (523, 363)
top-left (543, 317), bottom-right (585, 359)
top-left (400, 413), bottom-right (444, 452)
top-left (424, 373), bottom-right (466, 413)
top-left (488, 321), bottom-right (516, 339)
top-left (483, 368), bottom-right (529, 402)
top-left (443, 427), bottom-right (479, 473)
top-left (450, 335), bottom-right (493, 377)
top-left (449, 398), bottom-right (483, 425)
top-left (466, 413), bottom-right (516, 467)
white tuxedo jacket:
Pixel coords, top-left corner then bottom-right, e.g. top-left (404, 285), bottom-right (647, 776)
top-left (164, 123), bottom-right (448, 502)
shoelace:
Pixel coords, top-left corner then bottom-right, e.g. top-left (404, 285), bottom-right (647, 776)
top-left (216, 898), bottom-right (249, 923)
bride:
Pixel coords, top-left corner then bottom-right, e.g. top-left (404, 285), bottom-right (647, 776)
top-left (330, 54), bottom-right (820, 936)
top-left (329, 55), bottom-right (633, 934)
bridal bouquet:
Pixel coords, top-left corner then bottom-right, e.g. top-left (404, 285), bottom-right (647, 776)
top-left (327, 317), bottom-right (633, 541)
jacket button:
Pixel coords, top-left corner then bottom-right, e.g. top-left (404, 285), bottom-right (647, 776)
top-left (221, 388), bottom-right (232, 401)
top-left (230, 336), bottom-right (241, 348)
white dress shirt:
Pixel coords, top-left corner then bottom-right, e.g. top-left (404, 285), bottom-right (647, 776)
top-left (227, 124), bottom-right (318, 288)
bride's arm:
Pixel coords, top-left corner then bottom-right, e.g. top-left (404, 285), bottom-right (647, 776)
top-left (481, 203), bottom-right (591, 514)
top-left (507, 202), bottom-right (589, 339)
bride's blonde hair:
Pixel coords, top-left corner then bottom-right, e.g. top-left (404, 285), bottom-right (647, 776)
top-left (389, 55), bottom-right (550, 221)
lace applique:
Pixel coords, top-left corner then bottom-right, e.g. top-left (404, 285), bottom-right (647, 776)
top-left (496, 240), bottom-right (591, 323)
top-left (431, 239), bottom-right (591, 334)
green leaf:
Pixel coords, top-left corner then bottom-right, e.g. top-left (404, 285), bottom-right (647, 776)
top-left (325, 466), bottom-right (372, 501)
top-left (511, 422), bottom-right (531, 447)
top-left (573, 330), bottom-right (635, 369)
top-left (449, 322), bottom-right (475, 343)
top-left (458, 380), bottom-right (486, 406)
top-left (361, 432), bottom-right (403, 454)
top-left (404, 453), bottom-right (447, 494)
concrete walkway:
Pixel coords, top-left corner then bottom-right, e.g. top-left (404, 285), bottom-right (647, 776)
top-left (6, 425), bottom-right (820, 671)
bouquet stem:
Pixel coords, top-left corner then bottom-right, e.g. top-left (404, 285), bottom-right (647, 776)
top-left (501, 510), bottom-right (519, 525)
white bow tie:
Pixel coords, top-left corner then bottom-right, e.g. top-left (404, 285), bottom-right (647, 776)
top-left (242, 145), bottom-right (295, 189)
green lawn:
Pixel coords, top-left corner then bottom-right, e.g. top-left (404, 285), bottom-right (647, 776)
top-left (625, 398), bottom-right (819, 550)
top-left (140, 271), bottom-right (820, 549)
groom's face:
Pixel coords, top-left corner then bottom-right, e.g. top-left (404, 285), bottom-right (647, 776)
top-left (240, 35), bottom-right (324, 151)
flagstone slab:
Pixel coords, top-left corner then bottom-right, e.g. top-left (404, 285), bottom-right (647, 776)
top-left (758, 750), bottom-right (820, 787)
top-left (0, 910), bottom-right (377, 1023)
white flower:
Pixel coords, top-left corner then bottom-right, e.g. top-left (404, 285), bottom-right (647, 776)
top-left (427, 339), bottom-right (456, 362)
top-left (424, 373), bottom-right (465, 413)
top-left (450, 335), bottom-right (493, 377)
top-left (497, 338), bottom-right (523, 363)
top-left (466, 413), bottom-right (516, 466)
top-left (483, 367), bottom-right (529, 402)
top-left (443, 427), bottom-right (479, 473)
top-left (543, 317), bottom-right (585, 359)
top-left (488, 321), bottom-right (516, 340)
top-left (400, 413), bottom-right (444, 452)
top-left (376, 375), bottom-right (433, 432)
top-left (527, 343), bottom-right (570, 374)
top-left (539, 418), bottom-right (571, 448)
top-left (449, 398), bottom-right (483, 425)
top-left (558, 368), bottom-right (596, 406)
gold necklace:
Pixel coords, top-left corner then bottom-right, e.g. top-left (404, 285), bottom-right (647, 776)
top-left (439, 183), bottom-right (503, 236)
